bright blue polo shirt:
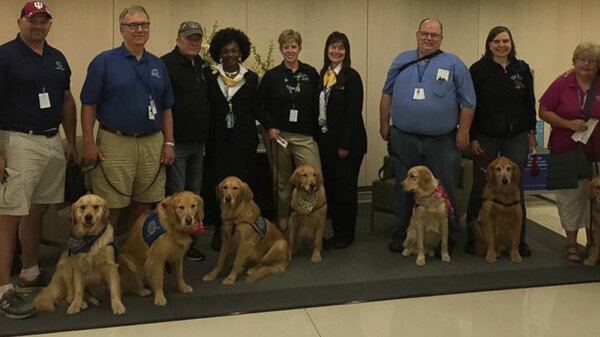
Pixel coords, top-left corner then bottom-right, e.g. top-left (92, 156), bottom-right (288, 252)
top-left (0, 34), bottom-right (71, 131)
top-left (80, 43), bottom-right (174, 134)
top-left (382, 50), bottom-right (476, 136)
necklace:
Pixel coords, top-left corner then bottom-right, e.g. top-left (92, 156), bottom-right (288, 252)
top-left (224, 70), bottom-right (239, 78)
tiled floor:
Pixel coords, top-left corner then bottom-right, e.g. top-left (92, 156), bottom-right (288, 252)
top-left (27, 193), bottom-right (600, 337)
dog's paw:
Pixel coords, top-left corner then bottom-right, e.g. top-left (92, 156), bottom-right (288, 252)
top-left (66, 301), bottom-right (82, 315)
top-left (112, 301), bottom-right (126, 315)
top-left (401, 249), bottom-right (411, 257)
top-left (310, 252), bottom-right (322, 263)
top-left (271, 265), bottom-right (286, 274)
top-left (441, 254), bottom-right (451, 262)
top-left (485, 252), bottom-right (497, 263)
top-left (179, 284), bottom-right (193, 293)
top-left (86, 296), bottom-right (99, 306)
top-left (203, 273), bottom-right (217, 282)
top-left (415, 257), bottom-right (426, 266)
top-left (221, 276), bottom-right (236, 285)
top-left (511, 253), bottom-right (522, 264)
top-left (154, 295), bottom-right (167, 306)
top-left (246, 267), bottom-right (257, 276)
top-left (584, 257), bottom-right (597, 266)
top-left (135, 288), bottom-right (152, 297)
top-left (80, 301), bottom-right (88, 310)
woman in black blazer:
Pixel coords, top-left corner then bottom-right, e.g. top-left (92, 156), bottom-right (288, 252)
top-left (318, 32), bottom-right (367, 249)
top-left (204, 28), bottom-right (272, 249)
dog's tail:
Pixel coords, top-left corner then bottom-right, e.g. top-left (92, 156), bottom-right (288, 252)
top-left (34, 253), bottom-right (70, 312)
top-left (117, 253), bottom-right (139, 293)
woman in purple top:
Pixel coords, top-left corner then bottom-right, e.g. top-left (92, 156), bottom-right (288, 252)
top-left (539, 41), bottom-right (600, 262)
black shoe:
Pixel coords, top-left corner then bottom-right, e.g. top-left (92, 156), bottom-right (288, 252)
top-left (519, 242), bottom-right (532, 257)
top-left (333, 241), bottom-right (352, 250)
top-left (322, 237), bottom-right (334, 250)
top-left (211, 230), bottom-right (221, 252)
top-left (0, 290), bottom-right (36, 319)
top-left (185, 245), bottom-right (206, 262)
top-left (14, 273), bottom-right (48, 294)
top-left (464, 239), bottom-right (475, 255)
top-left (388, 240), bottom-right (403, 253)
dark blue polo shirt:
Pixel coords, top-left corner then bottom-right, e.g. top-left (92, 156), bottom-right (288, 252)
top-left (0, 34), bottom-right (71, 131)
top-left (80, 43), bottom-right (174, 134)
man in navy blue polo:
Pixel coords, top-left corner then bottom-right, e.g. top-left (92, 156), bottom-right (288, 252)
top-left (0, 1), bottom-right (77, 319)
top-left (80, 5), bottom-right (174, 229)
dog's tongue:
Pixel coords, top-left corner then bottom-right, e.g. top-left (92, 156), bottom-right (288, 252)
top-left (189, 219), bottom-right (205, 234)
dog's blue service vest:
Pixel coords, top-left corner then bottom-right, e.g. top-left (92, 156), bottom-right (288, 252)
top-left (252, 215), bottom-right (268, 238)
top-left (142, 211), bottom-right (165, 246)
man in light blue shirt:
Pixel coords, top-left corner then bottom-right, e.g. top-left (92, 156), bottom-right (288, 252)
top-left (379, 18), bottom-right (476, 254)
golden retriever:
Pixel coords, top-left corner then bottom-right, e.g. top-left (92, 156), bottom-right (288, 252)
top-left (118, 191), bottom-right (204, 305)
top-left (585, 177), bottom-right (600, 266)
top-left (287, 164), bottom-right (327, 263)
top-left (203, 176), bottom-right (288, 285)
top-left (34, 194), bottom-right (125, 315)
top-left (474, 156), bottom-right (523, 263)
top-left (401, 165), bottom-right (451, 266)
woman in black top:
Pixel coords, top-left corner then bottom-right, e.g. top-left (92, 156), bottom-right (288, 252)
top-left (257, 29), bottom-right (322, 229)
top-left (465, 26), bottom-right (537, 255)
top-left (318, 32), bottom-right (367, 249)
top-left (204, 28), bottom-right (271, 249)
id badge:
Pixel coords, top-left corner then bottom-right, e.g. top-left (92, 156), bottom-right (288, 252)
top-left (289, 109), bottom-right (298, 122)
top-left (413, 87), bottom-right (425, 100)
top-left (276, 137), bottom-right (288, 148)
top-left (148, 96), bottom-right (157, 120)
top-left (39, 92), bottom-right (51, 109)
top-left (226, 112), bottom-right (235, 129)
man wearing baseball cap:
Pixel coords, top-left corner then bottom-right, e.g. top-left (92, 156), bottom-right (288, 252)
top-left (161, 21), bottom-right (210, 262)
top-left (0, 1), bottom-right (77, 319)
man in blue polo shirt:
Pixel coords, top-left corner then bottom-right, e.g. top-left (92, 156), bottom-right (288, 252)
top-left (0, 1), bottom-right (77, 319)
top-left (80, 5), bottom-right (174, 230)
top-left (379, 18), bottom-right (476, 254)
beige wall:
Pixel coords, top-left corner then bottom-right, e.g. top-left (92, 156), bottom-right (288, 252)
top-left (2, 0), bottom-right (599, 186)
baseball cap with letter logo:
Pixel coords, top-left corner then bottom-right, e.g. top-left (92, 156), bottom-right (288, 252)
top-left (20, 1), bottom-right (52, 19)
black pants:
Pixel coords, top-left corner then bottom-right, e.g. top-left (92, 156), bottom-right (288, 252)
top-left (321, 151), bottom-right (364, 245)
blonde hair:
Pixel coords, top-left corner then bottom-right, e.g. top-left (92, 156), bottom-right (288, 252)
top-left (572, 41), bottom-right (600, 64)
top-left (278, 29), bottom-right (302, 47)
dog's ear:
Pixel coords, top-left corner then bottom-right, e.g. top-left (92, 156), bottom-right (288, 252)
top-left (485, 160), bottom-right (496, 183)
top-left (70, 199), bottom-right (80, 228)
top-left (156, 195), bottom-right (174, 220)
top-left (215, 181), bottom-right (223, 201)
top-left (512, 162), bottom-right (521, 184)
top-left (195, 195), bottom-right (205, 221)
top-left (242, 182), bottom-right (254, 201)
top-left (420, 168), bottom-right (432, 189)
top-left (100, 198), bottom-right (110, 225)
top-left (316, 169), bottom-right (323, 188)
top-left (289, 169), bottom-right (298, 187)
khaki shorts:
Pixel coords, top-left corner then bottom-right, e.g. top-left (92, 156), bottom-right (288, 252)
top-left (91, 129), bottom-right (166, 209)
top-left (0, 131), bottom-right (66, 216)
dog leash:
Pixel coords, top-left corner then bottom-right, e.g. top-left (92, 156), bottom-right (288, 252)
top-left (83, 159), bottom-right (164, 198)
top-left (473, 150), bottom-right (494, 184)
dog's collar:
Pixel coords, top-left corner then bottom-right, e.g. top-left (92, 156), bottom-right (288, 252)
top-left (296, 194), bottom-right (326, 214)
top-left (68, 226), bottom-right (118, 257)
top-left (483, 198), bottom-right (521, 207)
top-left (142, 211), bottom-right (165, 247)
top-left (414, 181), bottom-right (454, 216)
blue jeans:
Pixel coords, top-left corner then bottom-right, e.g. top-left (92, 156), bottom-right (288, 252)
top-left (166, 141), bottom-right (205, 196)
top-left (466, 132), bottom-right (528, 243)
top-left (389, 127), bottom-right (461, 243)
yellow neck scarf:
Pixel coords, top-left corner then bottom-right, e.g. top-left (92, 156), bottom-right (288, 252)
top-left (212, 66), bottom-right (244, 87)
top-left (323, 69), bottom-right (337, 88)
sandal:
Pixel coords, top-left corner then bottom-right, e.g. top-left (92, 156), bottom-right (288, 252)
top-left (564, 244), bottom-right (582, 263)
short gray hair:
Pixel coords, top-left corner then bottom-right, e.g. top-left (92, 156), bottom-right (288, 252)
top-left (572, 41), bottom-right (600, 64)
top-left (118, 5), bottom-right (149, 24)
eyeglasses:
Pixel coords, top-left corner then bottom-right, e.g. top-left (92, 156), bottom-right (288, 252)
top-left (121, 22), bottom-right (150, 31)
top-left (418, 31), bottom-right (442, 40)
top-left (576, 58), bottom-right (598, 65)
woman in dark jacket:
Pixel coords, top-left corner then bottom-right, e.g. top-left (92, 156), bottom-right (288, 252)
top-left (465, 26), bottom-right (537, 256)
top-left (317, 32), bottom-right (367, 249)
top-left (204, 28), bottom-right (271, 249)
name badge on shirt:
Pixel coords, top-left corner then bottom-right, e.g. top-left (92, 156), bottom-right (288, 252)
top-left (39, 92), bottom-right (51, 109)
top-left (289, 109), bottom-right (298, 122)
top-left (436, 68), bottom-right (450, 81)
top-left (148, 96), bottom-right (157, 120)
top-left (413, 87), bottom-right (425, 100)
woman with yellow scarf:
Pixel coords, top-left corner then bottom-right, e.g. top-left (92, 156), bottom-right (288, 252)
top-left (318, 32), bottom-right (367, 250)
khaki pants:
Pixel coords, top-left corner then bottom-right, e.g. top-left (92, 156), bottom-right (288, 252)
top-left (273, 131), bottom-right (322, 222)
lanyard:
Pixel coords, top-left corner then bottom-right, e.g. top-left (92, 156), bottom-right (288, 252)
top-left (577, 87), bottom-right (587, 115)
top-left (127, 55), bottom-right (154, 102)
top-left (284, 70), bottom-right (301, 109)
top-left (27, 50), bottom-right (47, 92)
top-left (416, 58), bottom-right (431, 86)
